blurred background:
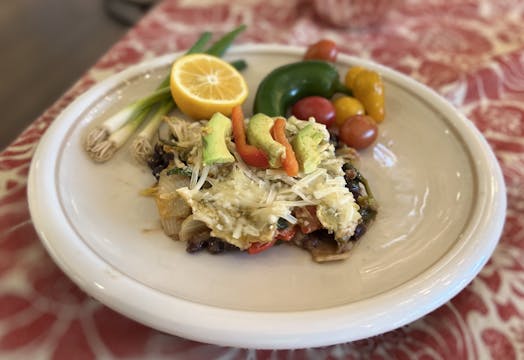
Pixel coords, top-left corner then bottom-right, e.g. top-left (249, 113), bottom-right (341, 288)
top-left (0, 0), bottom-right (155, 150)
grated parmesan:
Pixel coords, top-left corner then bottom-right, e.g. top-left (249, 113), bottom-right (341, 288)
top-left (170, 115), bottom-right (362, 250)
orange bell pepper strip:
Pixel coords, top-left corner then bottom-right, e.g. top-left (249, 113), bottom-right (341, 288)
top-left (231, 106), bottom-right (269, 168)
top-left (271, 117), bottom-right (299, 176)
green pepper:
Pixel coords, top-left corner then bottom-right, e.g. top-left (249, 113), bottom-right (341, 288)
top-left (253, 60), bottom-right (351, 116)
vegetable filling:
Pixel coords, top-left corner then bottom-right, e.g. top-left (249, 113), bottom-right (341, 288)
top-left (147, 112), bottom-right (377, 262)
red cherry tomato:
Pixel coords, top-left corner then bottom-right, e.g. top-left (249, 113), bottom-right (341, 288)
top-left (339, 115), bottom-right (378, 150)
top-left (291, 96), bottom-right (336, 126)
top-left (304, 39), bottom-right (338, 62)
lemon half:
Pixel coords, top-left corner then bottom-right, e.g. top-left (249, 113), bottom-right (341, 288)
top-left (170, 53), bottom-right (248, 120)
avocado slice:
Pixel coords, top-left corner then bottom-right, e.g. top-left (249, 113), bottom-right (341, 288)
top-left (246, 113), bottom-right (285, 168)
top-left (292, 124), bottom-right (324, 173)
top-left (202, 112), bottom-right (235, 166)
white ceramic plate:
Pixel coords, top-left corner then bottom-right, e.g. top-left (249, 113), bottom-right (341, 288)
top-left (28, 44), bottom-right (506, 349)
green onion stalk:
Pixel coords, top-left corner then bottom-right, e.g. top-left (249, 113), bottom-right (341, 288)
top-left (85, 87), bottom-right (170, 162)
top-left (131, 99), bottom-right (173, 163)
top-left (88, 107), bottom-right (150, 163)
top-left (85, 25), bottom-right (247, 163)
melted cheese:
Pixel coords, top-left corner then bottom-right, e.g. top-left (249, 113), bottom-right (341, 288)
top-left (173, 115), bottom-right (361, 249)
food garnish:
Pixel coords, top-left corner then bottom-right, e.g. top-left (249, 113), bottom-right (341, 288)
top-left (270, 117), bottom-right (298, 177)
top-left (332, 96), bottom-right (365, 126)
top-left (344, 66), bottom-right (365, 89)
top-left (169, 53), bottom-right (248, 120)
top-left (246, 113), bottom-right (285, 168)
top-left (202, 112), bottom-right (235, 166)
top-left (85, 87), bottom-right (171, 162)
top-left (292, 124), bottom-right (325, 174)
top-left (338, 114), bottom-right (378, 149)
top-left (252, 60), bottom-right (351, 116)
top-left (291, 96), bottom-right (336, 126)
top-left (231, 106), bottom-right (270, 168)
top-left (132, 99), bottom-right (174, 163)
top-left (345, 67), bottom-right (385, 123)
top-left (304, 39), bottom-right (338, 62)
top-left (84, 25), bottom-right (247, 162)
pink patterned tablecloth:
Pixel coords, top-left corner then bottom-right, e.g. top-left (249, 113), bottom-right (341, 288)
top-left (1, 0), bottom-right (523, 358)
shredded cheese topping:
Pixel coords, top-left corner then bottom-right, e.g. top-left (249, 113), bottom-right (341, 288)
top-left (174, 116), bottom-right (361, 249)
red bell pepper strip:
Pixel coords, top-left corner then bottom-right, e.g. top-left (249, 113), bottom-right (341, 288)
top-left (247, 240), bottom-right (275, 254)
top-left (271, 117), bottom-right (299, 176)
top-left (294, 206), bottom-right (322, 234)
top-left (231, 106), bottom-right (269, 168)
top-left (248, 225), bottom-right (297, 255)
top-left (274, 225), bottom-right (297, 241)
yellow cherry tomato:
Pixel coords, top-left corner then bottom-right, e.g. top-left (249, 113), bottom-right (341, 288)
top-left (332, 96), bottom-right (365, 126)
top-left (352, 70), bottom-right (385, 123)
top-left (344, 66), bottom-right (366, 90)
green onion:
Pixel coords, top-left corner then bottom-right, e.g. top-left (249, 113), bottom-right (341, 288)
top-left (87, 107), bottom-right (151, 162)
top-left (85, 87), bottom-right (171, 161)
top-left (187, 31), bottom-right (213, 54)
top-left (205, 25), bottom-right (247, 57)
top-left (131, 99), bottom-right (174, 163)
top-left (229, 59), bottom-right (247, 72)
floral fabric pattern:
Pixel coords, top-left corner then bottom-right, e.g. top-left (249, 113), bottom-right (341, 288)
top-left (1, 0), bottom-right (523, 358)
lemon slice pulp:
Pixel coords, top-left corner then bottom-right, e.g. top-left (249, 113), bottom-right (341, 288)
top-left (170, 53), bottom-right (248, 120)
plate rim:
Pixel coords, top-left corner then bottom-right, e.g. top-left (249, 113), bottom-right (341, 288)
top-left (27, 43), bottom-right (507, 349)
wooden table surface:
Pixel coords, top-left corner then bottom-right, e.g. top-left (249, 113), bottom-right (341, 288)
top-left (0, 0), bottom-right (132, 150)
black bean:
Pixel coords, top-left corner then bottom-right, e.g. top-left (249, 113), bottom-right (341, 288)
top-left (277, 217), bottom-right (290, 230)
top-left (352, 223), bottom-right (367, 240)
top-left (186, 239), bottom-right (208, 253)
top-left (347, 181), bottom-right (361, 198)
top-left (329, 130), bottom-right (340, 148)
top-left (207, 238), bottom-right (224, 254)
top-left (148, 144), bottom-right (174, 179)
top-left (359, 207), bottom-right (377, 223)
